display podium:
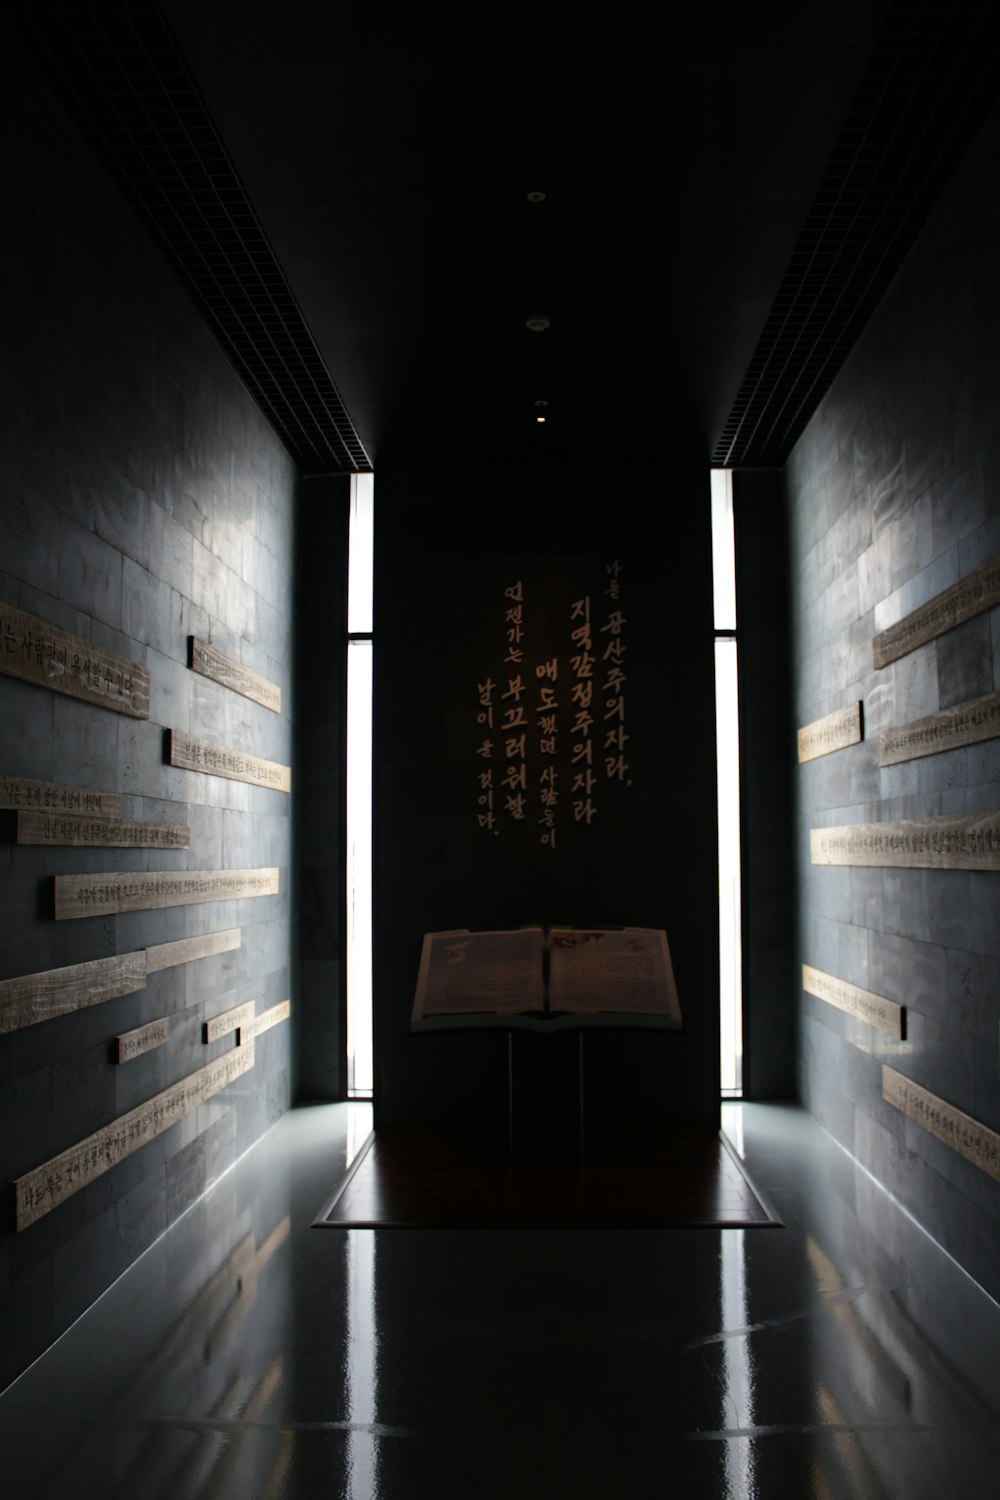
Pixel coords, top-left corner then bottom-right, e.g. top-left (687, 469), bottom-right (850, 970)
top-left (507, 1032), bottom-right (584, 1156)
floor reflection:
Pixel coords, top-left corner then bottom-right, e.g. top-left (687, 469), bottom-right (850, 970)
top-left (346, 1231), bottom-right (379, 1498)
top-left (0, 1101), bottom-right (997, 1498)
top-left (720, 1229), bottom-right (756, 1496)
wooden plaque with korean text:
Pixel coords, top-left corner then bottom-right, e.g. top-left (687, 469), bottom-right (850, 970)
top-left (797, 703), bottom-right (863, 763)
top-left (203, 1001), bottom-right (255, 1045)
top-left (190, 637), bottom-right (281, 714)
top-left (802, 964), bottom-right (904, 1039)
top-left (0, 601), bottom-right (149, 717)
top-left (145, 928), bottom-right (242, 974)
top-left (168, 730), bottom-right (291, 793)
top-left (54, 867), bottom-right (279, 920)
top-left (878, 690), bottom-right (1000, 767)
top-left (115, 1017), bottom-right (169, 1064)
top-left (0, 776), bottom-right (120, 817)
top-left (245, 998), bottom-right (290, 1040)
top-left (810, 813), bottom-right (1000, 871)
top-left (0, 951), bottom-right (147, 1036)
top-left (17, 810), bottom-right (189, 849)
top-left (872, 553), bottom-right (1000, 670)
top-left (14, 1041), bottom-right (255, 1229)
top-left (883, 1066), bottom-right (1000, 1182)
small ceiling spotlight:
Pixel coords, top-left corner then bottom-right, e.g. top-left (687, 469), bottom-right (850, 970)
top-left (534, 399), bottom-right (548, 424)
top-left (526, 190), bottom-right (546, 202)
top-left (525, 315), bottom-right (550, 333)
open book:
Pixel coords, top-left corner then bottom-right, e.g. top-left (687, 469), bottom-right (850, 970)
top-left (411, 926), bottom-right (682, 1032)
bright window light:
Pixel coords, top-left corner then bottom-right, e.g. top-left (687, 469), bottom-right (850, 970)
top-left (348, 473), bottom-right (375, 634)
top-left (712, 467), bottom-right (742, 1099)
top-left (715, 638), bottom-right (743, 1096)
top-left (346, 470), bottom-right (374, 1099)
top-left (346, 1229), bottom-right (379, 1490)
top-left (347, 640), bottom-right (374, 1096)
top-left (711, 468), bottom-right (737, 631)
top-left (720, 1227), bottom-right (754, 1491)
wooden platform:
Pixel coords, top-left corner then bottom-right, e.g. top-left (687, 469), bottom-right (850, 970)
top-left (315, 1127), bottom-right (781, 1229)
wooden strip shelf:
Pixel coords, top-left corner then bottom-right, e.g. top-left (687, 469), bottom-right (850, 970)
top-left (0, 600), bottom-right (149, 718)
top-left (17, 810), bottom-right (189, 848)
top-left (14, 1042), bottom-right (255, 1230)
top-left (145, 928), bottom-right (241, 974)
top-left (883, 1066), bottom-right (1000, 1181)
top-left (802, 964), bottom-right (905, 1038)
top-left (0, 776), bottom-right (120, 817)
top-left (190, 636), bottom-right (281, 714)
top-left (245, 999), bottom-right (291, 1040)
top-left (115, 1017), bottom-right (169, 1064)
top-left (168, 730), bottom-right (290, 793)
top-left (0, 931), bottom-right (243, 1036)
top-left (54, 868), bottom-right (279, 920)
top-left (797, 703), bottom-right (863, 764)
top-left (810, 813), bottom-right (1000, 870)
top-left (203, 1001), bottom-right (255, 1045)
top-left (878, 689), bottom-right (1000, 766)
top-left (0, 952), bottom-right (147, 1036)
top-left (872, 553), bottom-right (1000, 669)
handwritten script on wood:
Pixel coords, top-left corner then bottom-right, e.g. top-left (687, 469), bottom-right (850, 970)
top-left (0, 776), bottom-right (120, 817)
top-left (797, 703), bottom-right (863, 764)
top-left (0, 952), bottom-right (147, 1036)
top-left (203, 1001), bottom-right (255, 1045)
top-left (190, 637), bottom-right (281, 714)
top-left (872, 553), bottom-right (1000, 669)
top-left (55, 868), bottom-right (279, 920)
top-left (0, 931), bottom-right (243, 1037)
top-left (802, 964), bottom-right (904, 1039)
top-left (17, 810), bottom-right (190, 848)
top-left (14, 1041), bottom-right (255, 1229)
top-left (245, 998), bottom-right (290, 1040)
top-left (145, 928), bottom-right (241, 974)
top-left (878, 690), bottom-right (1000, 766)
top-left (115, 1017), bottom-right (169, 1064)
top-left (810, 813), bottom-right (1000, 871)
top-left (883, 1066), bottom-right (1000, 1182)
top-left (0, 600), bottom-right (149, 717)
top-left (168, 730), bottom-right (291, 793)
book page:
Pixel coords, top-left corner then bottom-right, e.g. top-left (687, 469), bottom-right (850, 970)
top-left (412, 929), bottom-right (546, 1021)
top-left (547, 927), bottom-right (681, 1023)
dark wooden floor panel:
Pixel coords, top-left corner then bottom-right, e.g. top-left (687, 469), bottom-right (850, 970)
top-left (318, 1128), bottom-right (781, 1228)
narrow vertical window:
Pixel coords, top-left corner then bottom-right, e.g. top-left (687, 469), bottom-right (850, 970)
top-left (712, 469), bottom-right (743, 1097)
top-left (347, 473), bottom-right (374, 1097)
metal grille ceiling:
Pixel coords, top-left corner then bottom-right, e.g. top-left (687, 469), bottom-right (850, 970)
top-left (9, 3), bottom-right (999, 476)
top-left (10, 3), bottom-right (372, 474)
top-left (714, 0), bottom-right (1000, 469)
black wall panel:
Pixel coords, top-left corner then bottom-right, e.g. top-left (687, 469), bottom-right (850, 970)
top-left (373, 461), bottom-right (719, 1130)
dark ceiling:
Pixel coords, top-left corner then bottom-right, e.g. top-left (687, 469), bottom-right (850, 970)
top-left (9, 1), bottom-right (1000, 471)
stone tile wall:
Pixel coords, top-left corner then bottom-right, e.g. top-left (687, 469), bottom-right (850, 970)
top-left (786, 105), bottom-right (1000, 1296)
top-left (0, 27), bottom-right (297, 1387)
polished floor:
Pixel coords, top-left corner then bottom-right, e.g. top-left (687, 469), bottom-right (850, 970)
top-left (2, 1101), bottom-right (998, 1499)
top-left (318, 1126), bottom-right (779, 1228)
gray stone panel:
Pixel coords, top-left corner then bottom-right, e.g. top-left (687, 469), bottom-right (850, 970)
top-left (0, 22), bottom-right (301, 1390)
top-left (788, 105), bottom-right (1000, 1299)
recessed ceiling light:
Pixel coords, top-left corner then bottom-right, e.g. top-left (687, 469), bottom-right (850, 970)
top-left (526, 191), bottom-right (546, 202)
top-left (536, 416), bottom-right (547, 423)
top-left (525, 315), bottom-right (550, 333)
top-left (534, 399), bottom-right (548, 407)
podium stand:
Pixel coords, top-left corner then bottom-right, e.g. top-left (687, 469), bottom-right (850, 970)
top-left (507, 1031), bottom-right (584, 1155)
